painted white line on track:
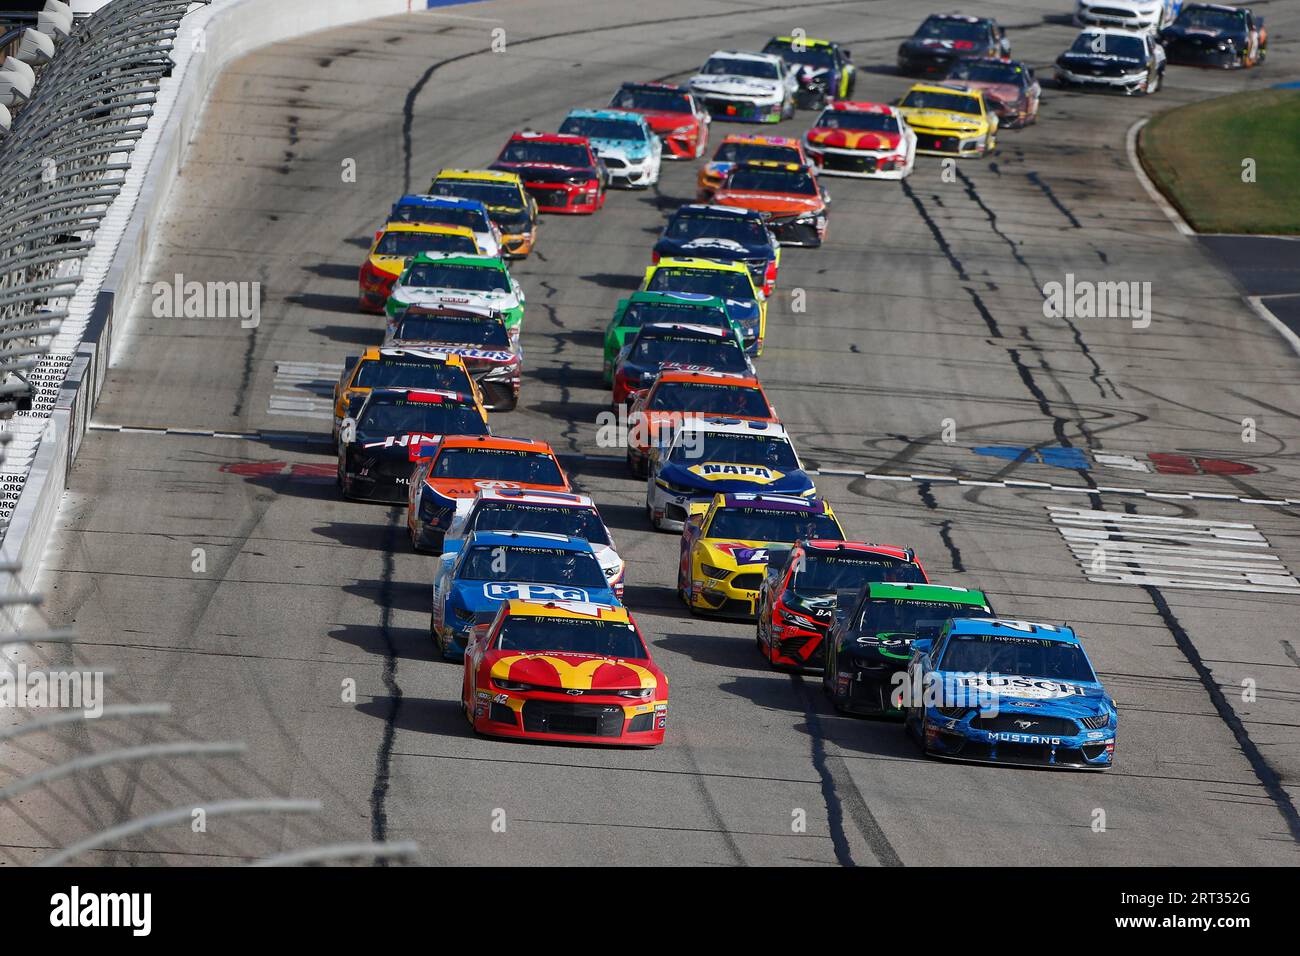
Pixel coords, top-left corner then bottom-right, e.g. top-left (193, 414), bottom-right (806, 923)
top-left (268, 359), bottom-right (340, 421)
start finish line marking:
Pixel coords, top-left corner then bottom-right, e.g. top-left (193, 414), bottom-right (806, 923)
top-left (1048, 506), bottom-right (1300, 594)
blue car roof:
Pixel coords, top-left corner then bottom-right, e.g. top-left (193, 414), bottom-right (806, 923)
top-left (674, 204), bottom-right (766, 222)
top-left (463, 530), bottom-right (594, 552)
top-left (565, 108), bottom-right (647, 125)
top-left (391, 194), bottom-right (490, 212)
top-left (946, 619), bottom-right (1081, 644)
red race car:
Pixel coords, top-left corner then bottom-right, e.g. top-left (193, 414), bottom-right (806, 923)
top-left (755, 540), bottom-right (928, 670)
top-left (490, 131), bottom-right (606, 214)
top-left (608, 81), bottom-right (711, 159)
top-left (461, 598), bottom-right (669, 745)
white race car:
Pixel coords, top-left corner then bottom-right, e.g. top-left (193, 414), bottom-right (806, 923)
top-left (688, 50), bottom-right (798, 124)
top-left (803, 101), bottom-right (916, 180)
top-left (1055, 27), bottom-right (1167, 94)
top-left (1074, 0), bottom-right (1181, 32)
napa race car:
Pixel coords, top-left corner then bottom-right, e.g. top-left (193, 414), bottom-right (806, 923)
top-left (1055, 27), bottom-right (1167, 93)
top-left (641, 256), bottom-right (767, 354)
top-left (1076, 0), bottom-right (1181, 31)
top-left (897, 83), bottom-right (998, 157)
top-left (697, 134), bottom-right (808, 201)
top-left (646, 417), bottom-right (815, 532)
top-left (387, 194), bottom-right (502, 259)
top-left (490, 131), bottom-right (606, 214)
top-left (384, 252), bottom-right (524, 342)
top-left (624, 368), bottom-right (776, 477)
top-left (1159, 4), bottom-right (1266, 68)
top-left (712, 161), bottom-right (829, 247)
top-left (611, 322), bottom-right (752, 407)
top-left (385, 305), bottom-right (521, 411)
top-left (445, 489), bottom-right (625, 598)
top-left (762, 35), bottom-right (856, 110)
top-left (558, 109), bottom-right (662, 188)
top-left (653, 204), bottom-right (780, 297)
top-left (461, 599), bottom-right (667, 745)
top-left (804, 101), bottom-right (917, 180)
top-left (431, 531), bottom-right (618, 660)
top-left (757, 542), bottom-right (930, 671)
top-left (608, 82), bottom-right (710, 159)
top-left (603, 292), bottom-right (745, 385)
top-left (406, 435), bottom-right (571, 552)
top-left (897, 14), bottom-right (1011, 77)
top-left (824, 583), bottom-right (993, 715)
top-left (357, 222), bottom-right (481, 313)
top-left (331, 347), bottom-right (479, 439)
top-left (904, 619), bottom-right (1118, 770)
top-left (944, 58), bottom-right (1041, 128)
top-left (428, 169), bottom-right (539, 258)
top-left (677, 493), bottom-right (844, 617)
top-left (689, 50), bottom-right (798, 124)
top-left (336, 388), bottom-right (490, 503)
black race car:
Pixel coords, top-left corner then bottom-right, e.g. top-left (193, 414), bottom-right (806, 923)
top-left (897, 14), bottom-right (1010, 77)
top-left (761, 35), bottom-right (856, 110)
top-left (653, 204), bottom-right (779, 297)
top-left (1159, 4), bottom-right (1267, 69)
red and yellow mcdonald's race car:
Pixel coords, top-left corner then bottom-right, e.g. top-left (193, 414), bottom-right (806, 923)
top-left (461, 599), bottom-right (668, 745)
top-left (357, 222), bottom-right (481, 313)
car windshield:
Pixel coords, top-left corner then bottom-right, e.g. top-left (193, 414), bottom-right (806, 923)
top-left (859, 598), bottom-right (989, 636)
top-left (900, 89), bottom-right (982, 114)
top-left (916, 17), bottom-right (986, 43)
top-left (498, 141), bottom-right (592, 166)
top-left (402, 262), bottom-right (509, 293)
top-left (431, 446), bottom-right (565, 485)
top-left (1178, 7), bottom-right (1243, 30)
top-left (390, 205), bottom-right (490, 232)
top-left (791, 554), bottom-right (926, 594)
top-left (647, 267), bottom-right (754, 300)
top-left (611, 87), bottom-right (692, 113)
top-left (648, 381), bottom-right (769, 417)
top-left (764, 41), bottom-right (835, 69)
top-left (375, 232), bottom-right (477, 257)
top-left (712, 142), bottom-right (802, 165)
top-left (708, 507), bottom-right (842, 543)
top-left (623, 301), bottom-right (730, 332)
top-left (357, 397), bottom-right (486, 437)
top-left (630, 334), bottom-right (748, 372)
top-left (673, 431), bottom-right (798, 469)
top-left (947, 61), bottom-right (1025, 85)
top-left (702, 56), bottom-right (778, 79)
top-left (1070, 33), bottom-right (1145, 59)
top-left (666, 213), bottom-right (769, 245)
top-left (815, 109), bottom-right (899, 132)
top-left (459, 545), bottom-right (607, 588)
top-left (430, 179), bottom-right (524, 209)
top-left (354, 358), bottom-right (473, 391)
top-left (470, 502), bottom-right (611, 546)
top-left (559, 116), bottom-right (647, 142)
top-left (394, 313), bottom-right (510, 347)
top-left (724, 167), bottom-right (817, 195)
top-left (495, 616), bottom-right (647, 657)
top-left (939, 633), bottom-right (1098, 684)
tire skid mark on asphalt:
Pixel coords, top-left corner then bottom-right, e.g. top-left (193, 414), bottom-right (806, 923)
top-left (368, 508), bottom-right (405, 851)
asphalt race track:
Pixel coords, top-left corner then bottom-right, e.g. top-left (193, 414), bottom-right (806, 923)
top-left (5, 0), bottom-right (1300, 866)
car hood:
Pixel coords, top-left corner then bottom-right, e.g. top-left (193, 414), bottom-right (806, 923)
top-left (1057, 51), bottom-right (1147, 70)
top-left (586, 137), bottom-right (651, 160)
top-left (661, 458), bottom-right (811, 493)
top-left (937, 671), bottom-right (1108, 708)
top-left (452, 580), bottom-right (616, 613)
top-left (631, 109), bottom-right (696, 133)
top-left (485, 651), bottom-right (660, 692)
top-left (493, 161), bottom-right (597, 182)
top-left (701, 537), bottom-right (786, 568)
top-left (901, 37), bottom-right (978, 55)
top-left (954, 80), bottom-right (1022, 104)
top-left (390, 342), bottom-right (517, 368)
top-left (690, 73), bottom-right (782, 98)
top-left (897, 107), bottom-right (985, 130)
top-left (806, 126), bottom-right (902, 150)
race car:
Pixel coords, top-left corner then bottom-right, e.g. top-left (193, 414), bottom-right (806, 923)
top-left (386, 194), bottom-right (502, 259)
top-left (384, 305), bottom-right (521, 411)
top-left (428, 169), bottom-right (539, 258)
top-left (460, 598), bottom-right (667, 745)
top-left (897, 83), bottom-right (998, 157)
top-left (608, 82), bottom-right (710, 159)
top-left (646, 417), bottom-right (815, 532)
top-left (711, 161), bottom-right (829, 247)
top-left (489, 131), bottom-right (606, 214)
top-left (431, 531), bottom-right (619, 660)
top-left (697, 134), bottom-right (808, 201)
top-left (445, 489), bottom-right (625, 597)
top-left (1055, 27), bottom-right (1167, 94)
top-left (803, 102), bottom-right (917, 180)
top-left (823, 582), bottom-right (993, 715)
top-left (677, 493), bottom-right (844, 617)
top-left (653, 204), bottom-right (780, 297)
top-left (336, 388), bottom-right (490, 504)
top-left (757, 542), bottom-right (930, 671)
top-left (558, 109), bottom-right (662, 189)
top-left (688, 50), bottom-right (798, 124)
top-left (944, 58), bottom-right (1041, 128)
top-left (624, 368), bottom-right (776, 477)
top-left (357, 222), bottom-right (481, 313)
top-left (406, 435), bottom-right (570, 552)
top-left (761, 35), bottom-right (856, 110)
top-left (611, 323), bottom-right (752, 407)
top-left (603, 292), bottom-right (746, 385)
top-left (897, 14), bottom-right (1011, 77)
top-left (904, 619), bottom-right (1118, 770)
top-left (1075, 0), bottom-right (1181, 31)
top-left (331, 347), bottom-right (479, 439)
top-left (1159, 4), bottom-right (1266, 68)
top-left (641, 256), bottom-right (767, 354)
top-left (384, 253), bottom-right (524, 342)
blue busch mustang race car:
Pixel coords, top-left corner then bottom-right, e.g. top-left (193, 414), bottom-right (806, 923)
top-left (430, 530), bottom-right (620, 660)
top-left (903, 618), bottom-right (1118, 770)
top-left (558, 108), bottom-right (663, 188)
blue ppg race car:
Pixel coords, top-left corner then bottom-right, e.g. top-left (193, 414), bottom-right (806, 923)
top-left (430, 530), bottom-right (620, 660)
top-left (903, 619), bottom-right (1118, 770)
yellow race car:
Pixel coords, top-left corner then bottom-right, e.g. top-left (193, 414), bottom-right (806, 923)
top-left (331, 346), bottom-right (483, 440)
top-left (641, 256), bottom-right (767, 354)
top-left (428, 168), bottom-right (539, 258)
top-left (676, 492), bottom-right (845, 617)
top-left (896, 82), bottom-right (997, 158)
top-left (358, 222), bottom-right (481, 313)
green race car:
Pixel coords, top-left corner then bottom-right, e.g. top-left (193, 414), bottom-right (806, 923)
top-left (385, 253), bottom-right (525, 342)
top-left (602, 290), bottom-right (744, 386)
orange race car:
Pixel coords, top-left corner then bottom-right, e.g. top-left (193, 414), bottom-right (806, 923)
top-left (406, 434), bottom-right (572, 552)
top-left (331, 347), bottom-right (481, 440)
top-left (711, 160), bottom-right (829, 247)
top-left (357, 222), bottom-right (481, 313)
top-left (696, 133), bottom-right (808, 201)
top-left (624, 369), bottom-right (776, 477)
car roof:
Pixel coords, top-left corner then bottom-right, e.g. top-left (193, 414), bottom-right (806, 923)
top-left (406, 252), bottom-right (506, 269)
top-left (364, 387), bottom-right (477, 404)
top-left (508, 130), bottom-right (590, 145)
top-left (464, 530), bottom-right (594, 551)
top-left (436, 434), bottom-right (558, 452)
top-left (827, 101), bottom-right (896, 114)
top-left (727, 160), bottom-right (805, 173)
top-left (715, 492), bottom-right (825, 512)
top-left (653, 256), bottom-right (751, 274)
top-left (1076, 25), bottom-right (1151, 38)
top-left (905, 82), bottom-right (984, 98)
top-left (358, 347), bottom-right (466, 364)
top-left (705, 49), bottom-right (784, 65)
top-left (635, 321), bottom-right (736, 339)
top-left (474, 488), bottom-right (595, 508)
top-left (677, 416), bottom-right (788, 437)
top-left (627, 290), bottom-right (727, 307)
top-left (393, 194), bottom-right (490, 212)
top-left (672, 203), bottom-right (767, 220)
top-left (719, 133), bottom-right (800, 147)
top-left (378, 222), bottom-right (478, 237)
top-left (564, 107), bottom-right (648, 124)
top-left (768, 35), bottom-right (834, 48)
top-left (619, 80), bottom-right (688, 92)
top-left (865, 582), bottom-right (987, 604)
top-left (499, 598), bottom-right (630, 622)
top-left (652, 368), bottom-right (761, 386)
top-left (434, 168), bottom-right (523, 184)
top-left (803, 541), bottom-right (913, 560)
top-left (946, 618), bottom-right (1080, 643)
